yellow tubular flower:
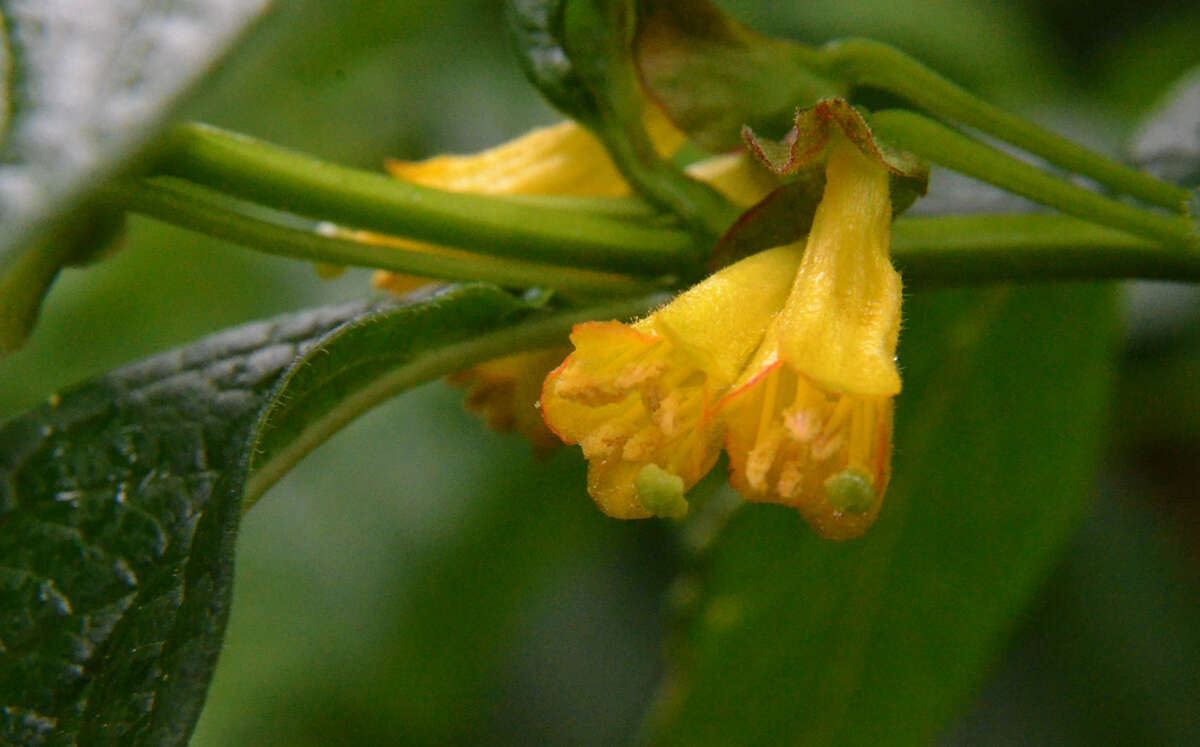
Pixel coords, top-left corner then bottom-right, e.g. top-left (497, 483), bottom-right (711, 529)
top-left (369, 107), bottom-right (685, 290)
top-left (540, 244), bottom-right (805, 519)
top-left (383, 105), bottom-right (685, 197)
top-left (719, 134), bottom-right (902, 540)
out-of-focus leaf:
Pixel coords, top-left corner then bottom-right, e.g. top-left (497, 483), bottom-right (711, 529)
top-left (0, 0), bottom-right (276, 352)
top-left (633, 0), bottom-right (843, 151)
top-left (650, 283), bottom-right (1120, 745)
top-left (0, 284), bottom-right (655, 745)
top-left (506, 0), bottom-right (603, 125)
top-left (947, 490), bottom-right (1200, 745)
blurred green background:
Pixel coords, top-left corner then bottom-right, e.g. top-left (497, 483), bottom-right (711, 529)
top-left (2, 0), bottom-right (1198, 744)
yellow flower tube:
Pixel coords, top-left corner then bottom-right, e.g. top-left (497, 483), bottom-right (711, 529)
top-left (541, 244), bottom-right (805, 519)
top-left (719, 134), bottom-right (901, 540)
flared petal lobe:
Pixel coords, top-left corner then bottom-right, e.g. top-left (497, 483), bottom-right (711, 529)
top-left (722, 357), bottom-right (894, 539)
top-left (719, 135), bottom-right (902, 540)
top-left (541, 244), bottom-right (805, 519)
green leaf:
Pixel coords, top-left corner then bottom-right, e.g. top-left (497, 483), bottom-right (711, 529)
top-left (0, 0), bottom-right (276, 352)
top-left (649, 283), bottom-right (1120, 745)
top-left (0, 283), bottom-right (658, 745)
top-left (633, 0), bottom-right (843, 152)
top-left (0, 297), bottom-right (373, 745)
top-left (953, 491), bottom-right (1200, 745)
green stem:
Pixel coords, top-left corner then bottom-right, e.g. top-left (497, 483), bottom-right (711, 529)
top-left (0, 232), bottom-right (72, 353)
top-left (872, 111), bottom-right (1198, 250)
top-left (243, 292), bottom-right (662, 508)
top-left (820, 38), bottom-right (1192, 212)
top-left (597, 114), bottom-right (741, 245)
top-left (151, 123), bottom-right (696, 274)
top-left (892, 214), bottom-right (1200, 284)
top-left (116, 178), bottom-right (1200, 292)
top-left (562, 0), bottom-right (739, 248)
top-left (113, 179), bottom-right (666, 297)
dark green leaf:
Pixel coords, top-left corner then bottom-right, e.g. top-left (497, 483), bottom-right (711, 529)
top-left (650, 283), bottom-right (1120, 745)
top-left (0, 296), bottom-right (374, 745)
top-left (0, 0), bottom-right (276, 352)
top-left (0, 284), bottom-right (657, 745)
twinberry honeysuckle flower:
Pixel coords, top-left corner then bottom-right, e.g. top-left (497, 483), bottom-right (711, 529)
top-left (719, 131), bottom-right (902, 540)
top-left (544, 97), bottom-right (921, 538)
top-left (540, 244), bottom-right (805, 519)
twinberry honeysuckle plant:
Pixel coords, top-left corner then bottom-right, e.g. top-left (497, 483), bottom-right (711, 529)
top-left (1, 0), bottom-right (1198, 743)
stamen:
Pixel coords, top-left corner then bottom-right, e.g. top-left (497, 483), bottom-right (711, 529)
top-left (745, 428), bottom-right (783, 491)
top-left (811, 432), bottom-right (844, 461)
top-left (777, 450), bottom-right (805, 499)
top-left (616, 359), bottom-right (669, 389)
top-left (823, 395), bottom-right (854, 436)
top-left (784, 406), bottom-right (821, 441)
top-left (849, 400), bottom-right (873, 467)
top-left (581, 422), bottom-right (628, 459)
top-left (755, 368), bottom-right (780, 448)
top-left (622, 429), bottom-right (658, 461)
top-left (654, 392), bottom-right (682, 436)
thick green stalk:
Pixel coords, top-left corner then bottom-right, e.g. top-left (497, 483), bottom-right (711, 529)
top-left (151, 123), bottom-right (695, 274)
top-left (0, 231), bottom-right (73, 352)
top-left (563, 0), bottom-right (740, 245)
top-left (872, 111), bottom-right (1198, 250)
top-left (113, 179), bottom-right (665, 297)
top-left (821, 38), bottom-right (1192, 212)
top-left (892, 214), bottom-right (1200, 284)
top-left (121, 176), bottom-right (1200, 288)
